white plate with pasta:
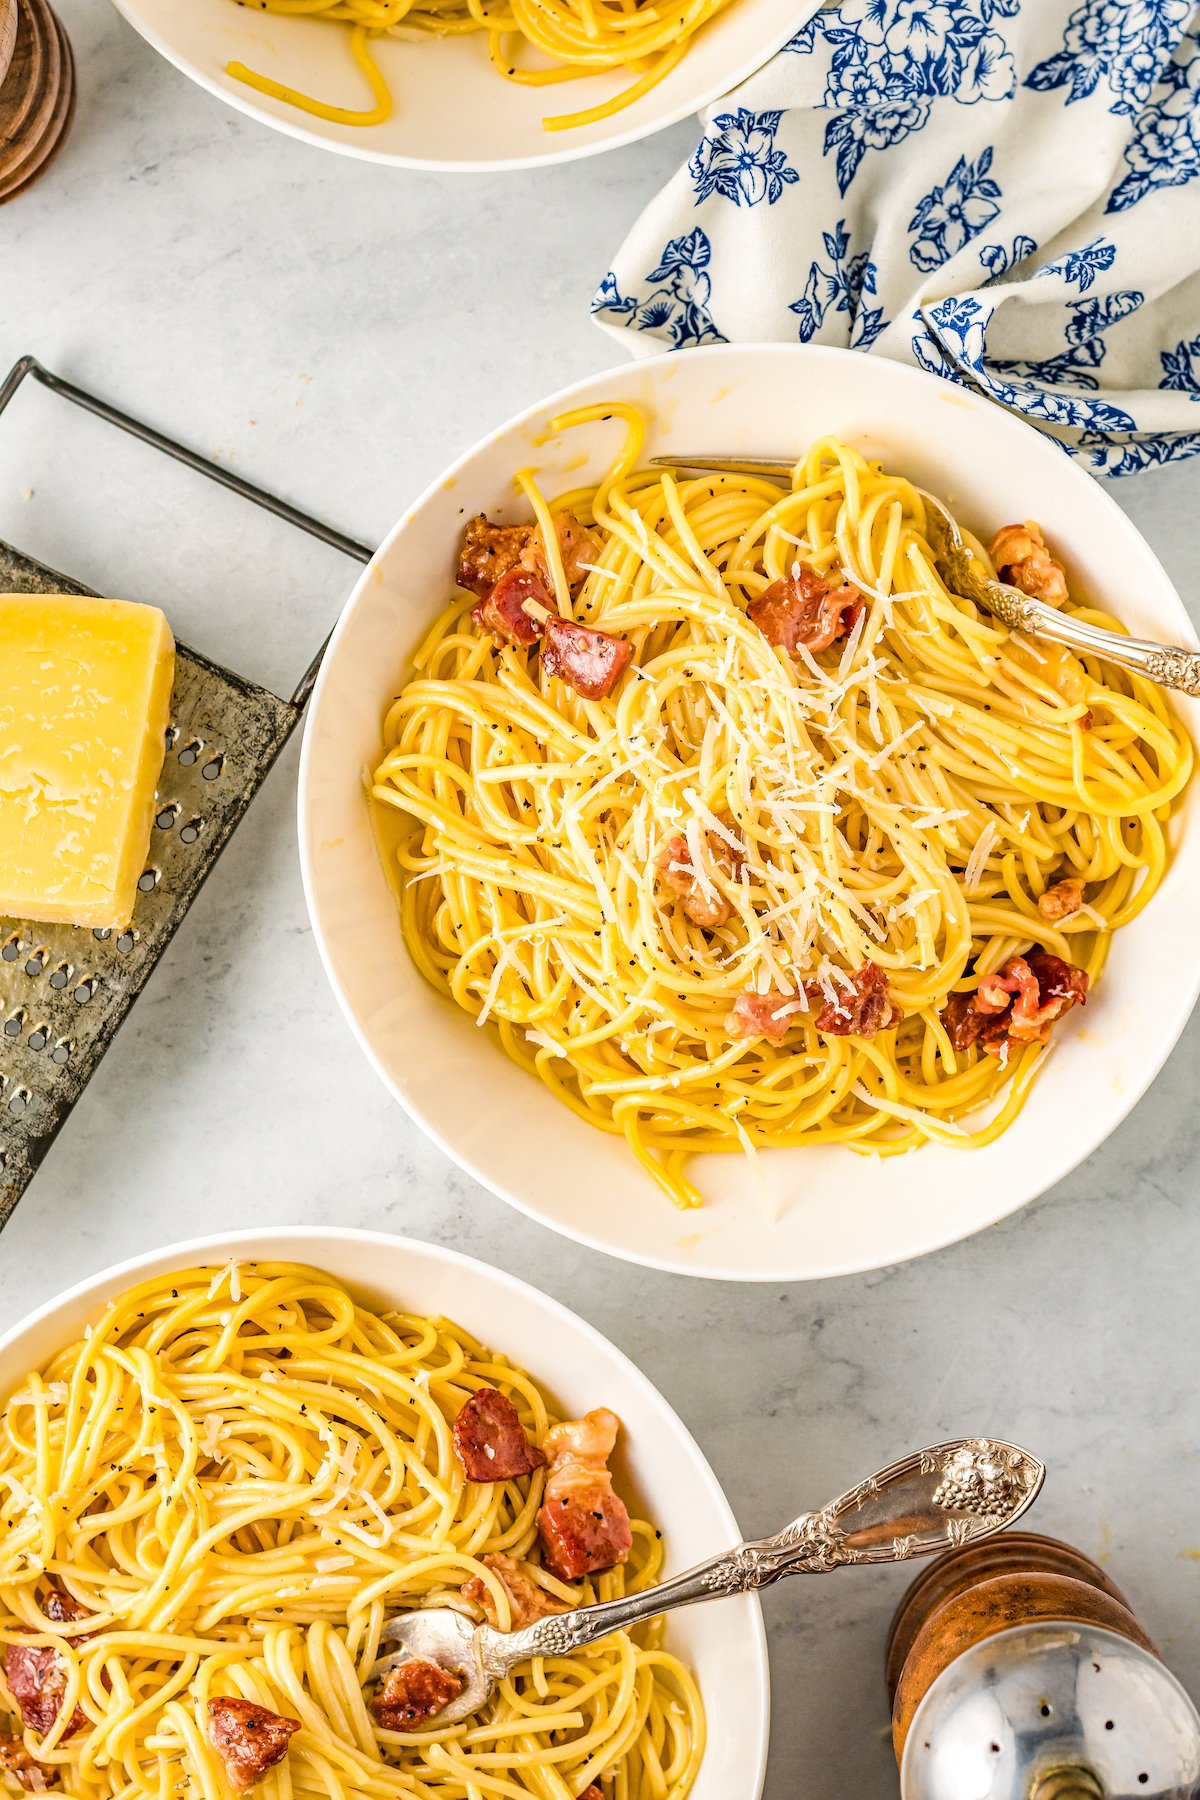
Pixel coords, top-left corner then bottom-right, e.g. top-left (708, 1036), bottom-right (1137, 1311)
top-left (108, 0), bottom-right (812, 170)
top-left (299, 344), bottom-right (1200, 1280)
top-left (0, 1226), bottom-right (767, 1798)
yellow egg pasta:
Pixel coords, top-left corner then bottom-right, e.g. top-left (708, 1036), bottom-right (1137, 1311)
top-left (223, 0), bottom-right (736, 133)
top-left (0, 1261), bottom-right (702, 1797)
top-left (373, 405), bottom-right (1192, 1209)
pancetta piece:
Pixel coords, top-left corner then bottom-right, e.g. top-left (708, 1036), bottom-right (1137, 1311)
top-left (0, 1739), bottom-right (56, 1791)
top-left (39, 1591), bottom-right (90, 1634)
top-left (536, 1409), bottom-right (633, 1582)
top-left (457, 515), bottom-right (535, 597)
top-left (540, 618), bottom-right (632, 701)
top-left (580, 1787), bottom-right (604, 1800)
top-left (1037, 876), bottom-right (1085, 922)
top-left (942, 949), bottom-right (1089, 1064)
top-left (747, 563), bottom-right (865, 657)
top-left (989, 522), bottom-right (1069, 608)
top-left (471, 568), bottom-right (553, 648)
top-left (205, 1698), bottom-right (300, 1792)
top-left (461, 1552), bottom-right (567, 1630)
top-left (371, 1661), bottom-right (463, 1731)
top-left (522, 515), bottom-right (603, 598)
top-left (815, 963), bottom-right (901, 1037)
top-left (4, 1650), bottom-right (83, 1742)
top-left (724, 988), bottom-right (807, 1045)
top-left (656, 817), bottom-right (744, 930)
top-left (453, 1388), bottom-right (545, 1483)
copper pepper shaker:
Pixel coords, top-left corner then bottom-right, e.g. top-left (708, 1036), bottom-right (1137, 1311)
top-left (887, 1532), bottom-right (1200, 1799)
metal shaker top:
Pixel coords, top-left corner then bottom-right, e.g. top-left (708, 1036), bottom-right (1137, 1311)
top-left (901, 1620), bottom-right (1200, 1800)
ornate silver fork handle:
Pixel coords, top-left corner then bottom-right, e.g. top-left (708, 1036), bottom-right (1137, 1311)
top-left (649, 453), bottom-right (1200, 699)
top-left (492, 1436), bottom-right (1041, 1672)
top-left (373, 1436), bottom-right (1045, 1721)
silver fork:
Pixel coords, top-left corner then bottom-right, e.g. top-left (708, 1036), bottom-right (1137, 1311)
top-left (648, 453), bottom-right (1200, 698)
top-left (370, 1435), bottom-right (1044, 1726)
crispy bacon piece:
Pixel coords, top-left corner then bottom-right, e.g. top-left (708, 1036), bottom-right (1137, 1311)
top-left (1037, 876), bottom-right (1085, 922)
top-left (724, 988), bottom-right (807, 1046)
top-left (0, 1739), bottom-right (57, 1792)
top-left (522, 515), bottom-right (603, 598)
top-left (457, 515), bottom-right (534, 597)
top-left (815, 962), bottom-right (900, 1037)
top-left (2, 1585), bottom-right (94, 1742)
top-left (541, 618), bottom-right (632, 701)
top-left (39, 1592), bottom-right (89, 1633)
top-left (943, 949), bottom-right (1089, 1065)
top-left (747, 563), bottom-right (865, 657)
top-left (4, 1653), bottom-right (80, 1742)
top-left (206, 1698), bottom-right (299, 1792)
top-left (580, 1788), bottom-right (604, 1800)
top-left (461, 1552), bottom-right (567, 1631)
top-left (372, 1661), bottom-right (463, 1731)
top-left (471, 567), bottom-right (552, 648)
top-left (990, 522), bottom-right (1068, 608)
top-left (536, 1409), bottom-right (633, 1582)
top-left (656, 817), bottom-right (744, 930)
top-left (453, 1389), bottom-right (545, 1483)
top-left (458, 513), bottom-right (601, 603)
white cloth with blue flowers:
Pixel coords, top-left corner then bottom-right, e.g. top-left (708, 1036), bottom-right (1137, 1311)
top-left (593, 0), bottom-right (1200, 476)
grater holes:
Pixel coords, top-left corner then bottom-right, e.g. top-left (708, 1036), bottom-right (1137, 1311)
top-left (116, 931), bottom-right (138, 955)
top-left (50, 1039), bottom-right (73, 1067)
top-left (3, 1010), bottom-right (25, 1039)
top-left (92, 927), bottom-right (112, 942)
top-left (73, 978), bottom-right (96, 1005)
top-left (7, 1086), bottom-right (31, 1120)
top-left (2, 934), bottom-right (21, 963)
top-left (23, 949), bottom-right (46, 979)
top-left (178, 739), bottom-right (204, 766)
top-left (137, 868), bottom-right (161, 894)
top-left (165, 724), bottom-right (179, 751)
top-left (201, 754), bottom-right (224, 782)
top-left (26, 1024), bottom-right (49, 1053)
top-left (48, 962), bottom-right (73, 990)
top-left (156, 803), bottom-right (181, 831)
top-left (179, 818), bottom-right (204, 845)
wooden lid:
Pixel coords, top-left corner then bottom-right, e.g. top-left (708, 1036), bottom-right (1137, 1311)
top-left (0, 0), bottom-right (75, 206)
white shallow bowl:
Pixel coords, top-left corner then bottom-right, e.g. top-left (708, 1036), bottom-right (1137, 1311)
top-left (109, 0), bottom-right (812, 172)
top-left (0, 1226), bottom-right (769, 1799)
top-left (299, 344), bottom-right (1200, 1281)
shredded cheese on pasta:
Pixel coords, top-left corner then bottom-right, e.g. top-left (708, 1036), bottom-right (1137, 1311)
top-left (373, 405), bottom-right (1192, 1209)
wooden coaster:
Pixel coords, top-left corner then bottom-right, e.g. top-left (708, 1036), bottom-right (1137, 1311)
top-left (0, 0), bottom-right (75, 205)
top-left (0, 2), bottom-right (17, 91)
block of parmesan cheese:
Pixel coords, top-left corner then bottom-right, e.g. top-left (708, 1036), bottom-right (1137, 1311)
top-left (0, 594), bottom-right (176, 930)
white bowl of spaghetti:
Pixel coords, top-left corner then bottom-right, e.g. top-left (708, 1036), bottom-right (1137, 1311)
top-left (299, 344), bottom-right (1200, 1280)
top-left (107, 0), bottom-right (812, 170)
top-left (0, 1226), bottom-right (768, 1797)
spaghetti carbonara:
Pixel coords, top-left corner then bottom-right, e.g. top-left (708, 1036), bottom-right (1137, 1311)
top-left (0, 1261), bottom-right (701, 1796)
top-left (223, 0), bottom-right (735, 133)
top-left (372, 405), bottom-right (1192, 1209)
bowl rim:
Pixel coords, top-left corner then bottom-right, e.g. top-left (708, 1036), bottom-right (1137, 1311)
top-left (298, 342), bottom-right (1200, 1281)
top-left (0, 1224), bottom-right (771, 1798)
top-left (106, 0), bottom-right (810, 173)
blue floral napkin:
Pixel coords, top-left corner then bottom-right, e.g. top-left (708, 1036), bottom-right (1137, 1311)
top-left (593, 1), bottom-right (1200, 475)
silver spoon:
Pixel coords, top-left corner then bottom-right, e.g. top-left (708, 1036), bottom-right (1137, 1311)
top-left (372, 1435), bottom-right (1044, 1726)
top-left (648, 453), bottom-right (1200, 699)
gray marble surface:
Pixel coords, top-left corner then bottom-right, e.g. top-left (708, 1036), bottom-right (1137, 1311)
top-left (2, 5), bottom-right (1199, 1793)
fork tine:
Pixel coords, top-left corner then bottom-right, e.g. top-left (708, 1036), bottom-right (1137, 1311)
top-left (648, 454), bottom-right (795, 480)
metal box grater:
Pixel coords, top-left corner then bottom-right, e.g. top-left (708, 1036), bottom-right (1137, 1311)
top-left (0, 356), bottom-right (374, 1227)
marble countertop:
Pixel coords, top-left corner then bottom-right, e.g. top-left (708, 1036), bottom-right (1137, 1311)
top-left (2, 6), bottom-right (1199, 1792)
